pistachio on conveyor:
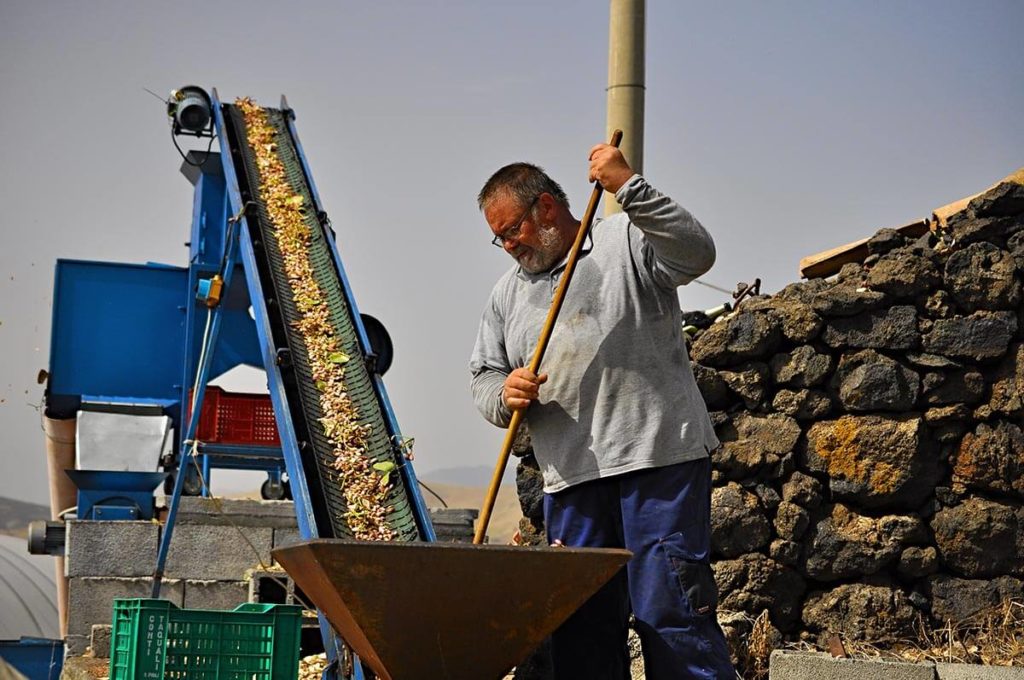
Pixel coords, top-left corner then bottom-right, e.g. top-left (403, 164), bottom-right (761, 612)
top-left (237, 97), bottom-right (395, 541)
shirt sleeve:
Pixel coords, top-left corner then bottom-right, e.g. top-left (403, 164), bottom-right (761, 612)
top-left (469, 286), bottom-right (514, 428)
top-left (615, 174), bottom-right (716, 290)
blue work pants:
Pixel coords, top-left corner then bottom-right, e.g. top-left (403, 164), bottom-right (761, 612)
top-left (543, 457), bottom-right (735, 680)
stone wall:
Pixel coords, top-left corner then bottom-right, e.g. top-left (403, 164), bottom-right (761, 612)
top-left (512, 176), bottom-right (1024, 650)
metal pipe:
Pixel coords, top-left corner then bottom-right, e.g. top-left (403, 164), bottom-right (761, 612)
top-left (43, 413), bottom-right (76, 637)
top-left (605, 0), bottom-right (646, 215)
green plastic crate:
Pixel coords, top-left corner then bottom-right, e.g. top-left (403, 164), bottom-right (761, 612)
top-left (108, 598), bottom-right (303, 680)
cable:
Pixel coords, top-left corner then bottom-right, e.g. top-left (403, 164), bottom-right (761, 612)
top-left (172, 127), bottom-right (217, 167)
top-left (417, 480), bottom-right (448, 509)
top-left (691, 278), bottom-right (734, 295)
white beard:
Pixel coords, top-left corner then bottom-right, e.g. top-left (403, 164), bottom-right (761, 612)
top-left (517, 222), bottom-right (565, 274)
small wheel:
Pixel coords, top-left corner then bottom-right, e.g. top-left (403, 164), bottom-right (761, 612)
top-left (261, 478), bottom-right (286, 500)
top-left (182, 473), bottom-right (203, 497)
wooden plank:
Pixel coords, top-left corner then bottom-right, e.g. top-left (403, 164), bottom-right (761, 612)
top-left (931, 167), bottom-right (1024, 229)
top-left (799, 219), bottom-right (928, 280)
top-left (798, 167), bottom-right (1023, 280)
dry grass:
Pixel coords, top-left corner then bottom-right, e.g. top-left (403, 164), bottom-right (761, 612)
top-left (729, 599), bottom-right (1024, 678)
top-left (846, 599), bottom-right (1024, 667)
top-left (726, 610), bottom-right (780, 680)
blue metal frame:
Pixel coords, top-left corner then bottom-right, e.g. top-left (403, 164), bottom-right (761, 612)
top-left (209, 89), bottom-right (320, 537)
top-left (50, 90), bottom-right (442, 680)
top-left (153, 194), bottom-right (247, 593)
top-left (209, 89), bottom-right (352, 675)
top-left (281, 99), bottom-right (435, 542)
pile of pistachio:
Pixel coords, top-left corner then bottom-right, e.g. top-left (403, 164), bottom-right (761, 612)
top-left (237, 98), bottom-right (395, 541)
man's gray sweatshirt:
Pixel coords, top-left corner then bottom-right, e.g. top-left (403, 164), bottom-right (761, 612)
top-left (470, 174), bottom-right (720, 493)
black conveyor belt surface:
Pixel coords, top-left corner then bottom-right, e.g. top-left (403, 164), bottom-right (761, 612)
top-left (226, 104), bottom-right (419, 541)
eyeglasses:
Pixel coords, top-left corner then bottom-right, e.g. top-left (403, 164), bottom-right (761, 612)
top-left (491, 196), bottom-right (538, 248)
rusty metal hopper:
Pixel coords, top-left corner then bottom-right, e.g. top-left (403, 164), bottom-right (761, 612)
top-left (273, 539), bottom-right (631, 680)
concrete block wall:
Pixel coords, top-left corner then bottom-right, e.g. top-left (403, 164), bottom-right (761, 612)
top-left (65, 497), bottom-right (480, 658)
top-left (768, 651), bottom-right (1024, 679)
top-left (429, 508), bottom-right (479, 542)
top-left (66, 577), bottom-right (183, 656)
top-left (64, 498), bottom-right (300, 657)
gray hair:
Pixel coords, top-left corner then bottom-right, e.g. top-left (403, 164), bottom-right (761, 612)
top-left (477, 162), bottom-right (570, 213)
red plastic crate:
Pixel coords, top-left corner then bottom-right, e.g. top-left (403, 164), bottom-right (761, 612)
top-left (188, 386), bottom-right (281, 446)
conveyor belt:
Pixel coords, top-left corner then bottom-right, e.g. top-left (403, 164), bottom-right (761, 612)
top-left (222, 103), bottom-right (419, 541)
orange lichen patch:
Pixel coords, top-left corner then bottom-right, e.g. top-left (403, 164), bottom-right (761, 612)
top-left (811, 416), bottom-right (903, 496)
top-left (950, 432), bottom-right (979, 494)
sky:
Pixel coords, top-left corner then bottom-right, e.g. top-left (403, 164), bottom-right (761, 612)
top-left (0, 1), bottom-right (1021, 505)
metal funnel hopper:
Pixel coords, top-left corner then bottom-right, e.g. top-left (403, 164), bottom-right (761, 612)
top-left (273, 540), bottom-right (631, 680)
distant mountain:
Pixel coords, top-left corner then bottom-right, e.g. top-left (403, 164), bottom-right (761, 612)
top-left (415, 480), bottom-right (522, 545)
top-left (417, 464), bottom-right (515, 488)
top-left (0, 496), bottom-right (49, 537)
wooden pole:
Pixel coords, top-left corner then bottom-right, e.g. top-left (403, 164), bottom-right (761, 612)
top-left (473, 130), bottom-right (623, 545)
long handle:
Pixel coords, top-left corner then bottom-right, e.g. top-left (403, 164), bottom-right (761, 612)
top-left (473, 130), bottom-right (624, 545)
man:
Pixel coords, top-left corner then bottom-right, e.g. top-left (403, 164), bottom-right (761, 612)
top-left (470, 143), bottom-right (735, 679)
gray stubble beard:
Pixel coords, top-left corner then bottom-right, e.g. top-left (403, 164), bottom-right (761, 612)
top-left (517, 221), bottom-right (567, 274)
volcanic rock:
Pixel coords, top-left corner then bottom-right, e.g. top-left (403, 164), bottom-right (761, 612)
top-left (691, 310), bottom-right (783, 367)
top-left (715, 413), bottom-right (801, 481)
top-left (905, 351), bottom-right (962, 370)
top-left (922, 310), bottom-right (1017, 362)
top-left (920, 289), bottom-right (957, 319)
top-left (769, 539), bottom-right (801, 566)
top-left (923, 404), bottom-right (969, 425)
top-left (896, 546), bottom-right (938, 580)
top-left (773, 501), bottom-right (810, 542)
top-left (951, 421), bottom-right (1024, 499)
top-left (812, 283), bottom-right (889, 318)
top-left (832, 349), bottom-right (920, 412)
top-left (512, 422), bottom-right (533, 456)
top-left (803, 415), bottom-right (939, 510)
top-left (710, 483), bottom-right (771, 558)
top-left (921, 369), bottom-right (985, 406)
top-left (740, 297), bottom-right (823, 344)
top-left (969, 179), bottom-right (1024, 219)
top-left (769, 345), bottom-right (832, 388)
top-left (802, 583), bottom-right (916, 642)
top-left (515, 455), bottom-right (544, 522)
top-left (1009, 230), bottom-right (1024, 271)
top-left (931, 497), bottom-right (1024, 578)
top-left (801, 503), bottom-right (926, 580)
top-left (781, 472), bottom-right (823, 510)
top-left (928, 574), bottom-right (1024, 622)
top-left (865, 247), bottom-right (941, 299)
top-left (775, 279), bottom-right (832, 305)
top-left (822, 305), bottom-right (919, 350)
top-left (772, 389), bottom-right (832, 420)
top-left (719, 362), bottom-right (770, 410)
top-left (714, 553), bottom-right (806, 631)
top-left (986, 343), bottom-right (1024, 417)
top-left (693, 363), bottom-right (731, 410)
top-left (944, 242), bottom-right (1022, 312)
top-left (865, 228), bottom-right (909, 256)
top-left (753, 483), bottom-right (781, 512)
